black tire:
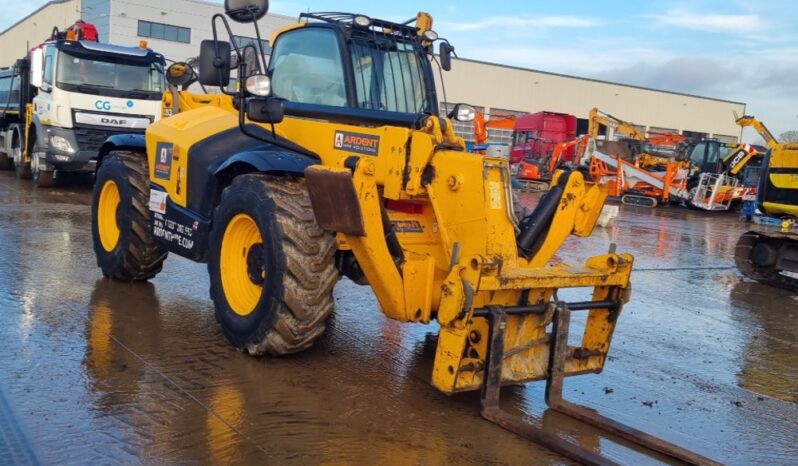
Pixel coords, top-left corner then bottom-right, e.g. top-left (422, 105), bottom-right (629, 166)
top-left (91, 151), bottom-right (167, 281)
top-left (14, 158), bottom-right (31, 179)
top-left (685, 179), bottom-right (700, 210)
top-left (208, 174), bottom-right (338, 355)
top-left (0, 152), bottom-right (11, 170)
top-left (31, 141), bottom-right (55, 187)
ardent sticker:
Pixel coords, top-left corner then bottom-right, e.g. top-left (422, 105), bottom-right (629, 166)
top-left (333, 130), bottom-right (380, 155)
top-left (154, 142), bottom-right (173, 179)
top-left (391, 219), bottom-right (424, 233)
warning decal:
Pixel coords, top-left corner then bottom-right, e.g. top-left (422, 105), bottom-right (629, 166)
top-left (391, 219), bottom-right (424, 233)
top-left (154, 142), bottom-right (173, 179)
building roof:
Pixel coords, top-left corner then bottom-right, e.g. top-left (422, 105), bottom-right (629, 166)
top-left (456, 57), bottom-right (746, 106)
top-left (0, 0), bottom-right (74, 37)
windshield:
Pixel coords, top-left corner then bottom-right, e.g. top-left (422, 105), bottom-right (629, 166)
top-left (350, 36), bottom-right (431, 113)
top-left (56, 50), bottom-right (164, 98)
top-left (689, 142), bottom-right (707, 166)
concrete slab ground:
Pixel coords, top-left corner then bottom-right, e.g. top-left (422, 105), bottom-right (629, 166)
top-left (0, 171), bottom-right (796, 465)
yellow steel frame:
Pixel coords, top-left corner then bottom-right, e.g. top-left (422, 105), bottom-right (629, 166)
top-left (149, 26), bottom-right (633, 395)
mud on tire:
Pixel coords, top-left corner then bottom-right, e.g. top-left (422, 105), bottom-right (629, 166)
top-left (92, 151), bottom-right (167, 281)
top-left (208, 174), bottom-right (338, 355)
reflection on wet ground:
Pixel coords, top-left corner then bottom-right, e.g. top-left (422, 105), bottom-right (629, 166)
top-left (1, 172), bottom-right (796, 465)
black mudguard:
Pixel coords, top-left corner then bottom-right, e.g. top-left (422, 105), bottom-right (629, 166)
top-left (96, 133), bottom-right (147, 170)
top-left (188, 125), bottom-right (319, 217)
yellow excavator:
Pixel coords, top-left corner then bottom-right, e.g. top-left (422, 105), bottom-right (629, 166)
top-left (89, 2), bottom-right (718, 464)
top-left (734, 115), bottom-right (798, 291)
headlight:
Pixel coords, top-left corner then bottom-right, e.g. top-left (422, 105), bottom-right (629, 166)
top-left (450, 103), bottom-right (476, 122)
top-left (353, 15), bottom-right (372, 27)
top-left (423, 30), bottom-right (438, 41)
top-left (245, 74), bottom-right (271, 97)
top-left (50, 135), bottom-right (75, 154)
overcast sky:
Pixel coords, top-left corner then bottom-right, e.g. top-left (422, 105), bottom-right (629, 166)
top-left (4, 0), bottom-right (795, 141)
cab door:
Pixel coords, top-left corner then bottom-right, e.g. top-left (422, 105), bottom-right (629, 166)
top-left (32, 45), bottom-right (57, 128)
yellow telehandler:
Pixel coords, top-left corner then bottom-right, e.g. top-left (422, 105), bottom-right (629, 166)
top-left (90, 2), bottom-right (717, 464)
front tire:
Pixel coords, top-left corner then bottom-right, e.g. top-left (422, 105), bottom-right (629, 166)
top-left (14, 154), bottom-right (31, 179)
top-left (208, 174), bottom-right (338, 355)
top-left (91, 151), bottom-right (167, 281)
top-left (31, 142), bottom-right (55, 187)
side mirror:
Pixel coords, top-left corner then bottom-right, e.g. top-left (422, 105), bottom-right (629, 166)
top-left (247, 98), bottom-right (284, 124)
top-left (439, 42), bottom-right (454, 71)
top-left (30, 48), bottom-right (43, 88)
top-left (198, 40), bottom-right (231, 87)
top-left (165, 62), bottom-right (195, 88)
top-left (225, 0), bottom-right (269, 23)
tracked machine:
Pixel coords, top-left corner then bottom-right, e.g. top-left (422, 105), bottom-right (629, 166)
top-left (90, 2), bottom-right (718, 463)
top-left (735, 115), bottom-right (798, 292)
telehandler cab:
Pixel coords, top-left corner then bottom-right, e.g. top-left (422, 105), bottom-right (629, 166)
top-left (91, 1), bottom-right (717, 463)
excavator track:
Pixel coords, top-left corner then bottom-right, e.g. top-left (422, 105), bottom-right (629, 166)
top-left (620, 194), bottom-right (658, 208)
top-left (735, 231), bottom-right (798, 292)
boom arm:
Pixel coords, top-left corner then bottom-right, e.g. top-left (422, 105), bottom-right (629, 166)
top-left (735, 115), bottom-right (779, 149)
top-left (588, 107), bottom-right (646, 141)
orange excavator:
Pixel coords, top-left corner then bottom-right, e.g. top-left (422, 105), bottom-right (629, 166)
top-left (474, 111), bottom-right (577, 191)
top-left (473, 111), bottom-right (515, 147)
top-left (586, 108), bottom-right (692, 207)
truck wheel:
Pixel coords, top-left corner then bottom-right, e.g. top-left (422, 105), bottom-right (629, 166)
top-left (14, 148), bottom-right (31, 179)
top-left (31, 142), bottom-right (55, 187)
top-left (0, 152), bottom-right (11, 170)
top-left (92, 151), bottom-right (167, 281)
top-left (208, 174), bottom-right (338, 355)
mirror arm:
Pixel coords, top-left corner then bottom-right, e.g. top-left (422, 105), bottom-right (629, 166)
top-left (250, 10), bottom-right (268, 74)
top-left (210, 13), bottom-right (241, 96)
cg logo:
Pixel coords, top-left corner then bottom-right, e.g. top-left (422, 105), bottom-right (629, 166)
top-left (95, 100), bottom-right (112, 111)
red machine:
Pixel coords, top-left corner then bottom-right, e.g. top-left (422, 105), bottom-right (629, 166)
top-left (51, 20), bottom-right (99, 42)
top-left (474, 110), bottom-right (577, 190)
top-left (511, 111), bottom-right (576, 164)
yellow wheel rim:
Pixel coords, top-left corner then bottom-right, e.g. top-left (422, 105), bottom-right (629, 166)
top-left (220, 213), bottom-right (265, 316)
top-left (97, 180), bottom-right (121, 252)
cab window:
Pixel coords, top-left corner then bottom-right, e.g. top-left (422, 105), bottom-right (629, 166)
top-left (43, 46), bottom-right (56, 88)
top-left (269, 28), bottom-right (346, 106)
top-left (706, 142), bottom-right (720, 166)
top-left (689, 142), bottom-right (706, 166)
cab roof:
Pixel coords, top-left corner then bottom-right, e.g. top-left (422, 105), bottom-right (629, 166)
top-left (299, 12), bottom-right (423, 40)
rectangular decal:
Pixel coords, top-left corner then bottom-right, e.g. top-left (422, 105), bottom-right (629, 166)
top-left (333, 130), bottom-right (380, 155)
top-left (154, 142), bottom-right (173, 180)
top-left (391, 219), bottom-right (424, 233)
top-left (152, 212), bottom-right (196, 252)
top-left (488, 181), bottom-right (503, 209)
top-left (149, 189), bottom-right (168, 214)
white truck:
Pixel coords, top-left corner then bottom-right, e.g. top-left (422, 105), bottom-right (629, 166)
top-left (0, 21), bottom-right (165, 186)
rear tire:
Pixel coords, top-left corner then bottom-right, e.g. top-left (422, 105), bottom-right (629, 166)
top-left (0, 152), bottom-right (11, 170)
top-left (208, 174), bottom-right (338, 355)
top-left (92, 151), bottom-right (167, 281)
top-left (14, 158), bottom-right (31, 179)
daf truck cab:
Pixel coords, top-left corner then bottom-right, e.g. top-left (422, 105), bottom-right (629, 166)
top-left (0, 33), bottom-right (165, 186)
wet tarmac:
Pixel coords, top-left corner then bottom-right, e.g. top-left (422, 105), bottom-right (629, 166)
top-left (0, 170), bottom-right (796, 465)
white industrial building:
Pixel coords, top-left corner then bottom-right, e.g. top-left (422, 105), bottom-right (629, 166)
top-left (0, 0), bottom-right (746, 143)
